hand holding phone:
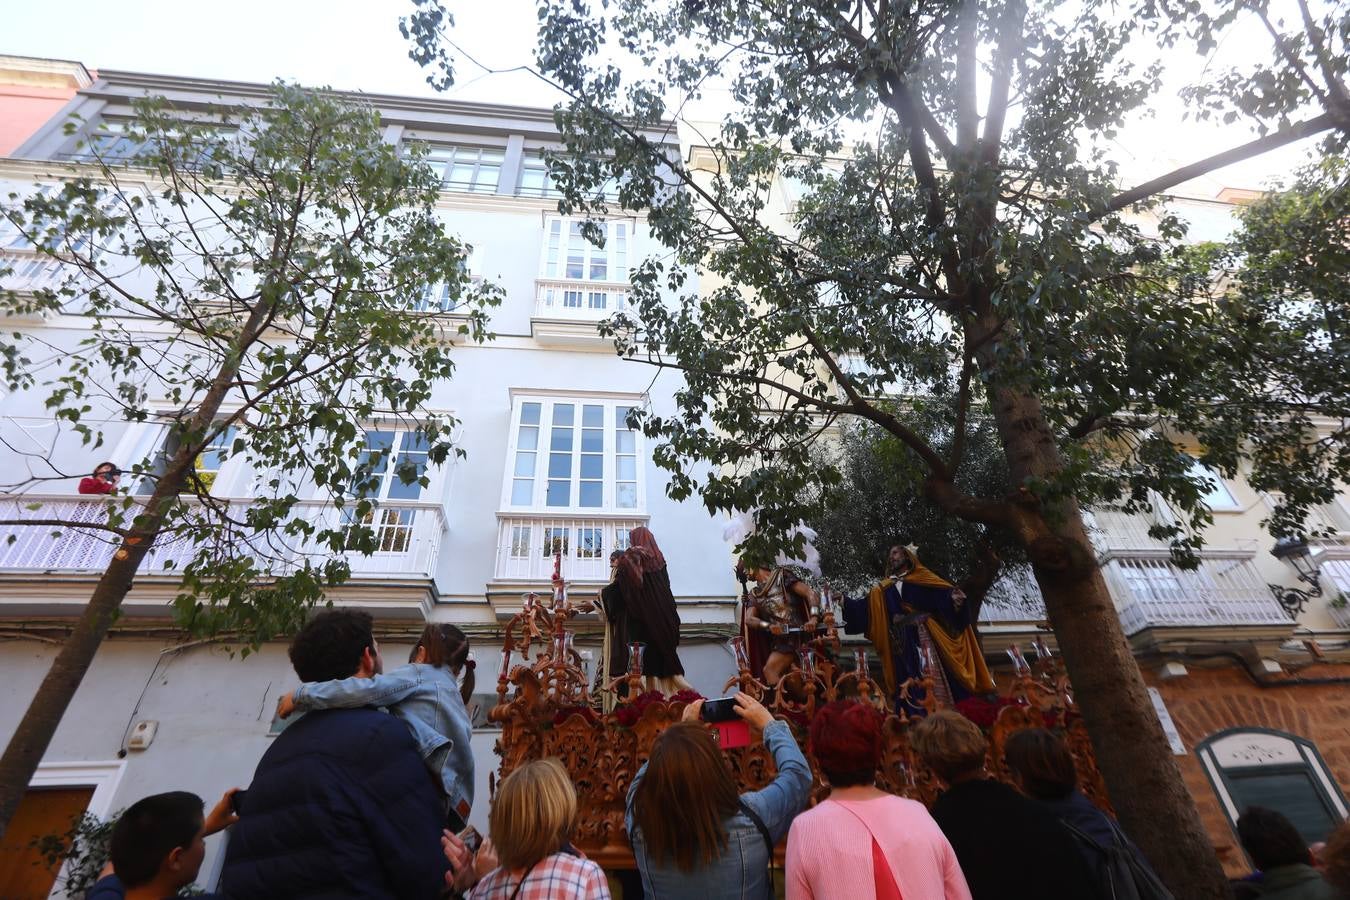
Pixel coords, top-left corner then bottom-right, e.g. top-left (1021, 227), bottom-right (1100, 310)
top-left (458, 825), bottom-right (483, 855)
top-left (701, 695), bottom-right (752, 749)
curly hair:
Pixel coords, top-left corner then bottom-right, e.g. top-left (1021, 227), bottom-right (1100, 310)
top-left (288, 609), bottom-right (375, 682)
top-left (810, 700), bottom-right (883, 787)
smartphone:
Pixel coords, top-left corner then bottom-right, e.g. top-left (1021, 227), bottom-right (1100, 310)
top-left (700, 696), bottom-right (740, 723)
top-left (229, 789), bottom-right (247, 815)
top-left (458, 824), bottom-right (483, 854)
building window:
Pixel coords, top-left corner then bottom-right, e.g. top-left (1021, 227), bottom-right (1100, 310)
top-left (518, 154), bottom-right (560, 198)
top-left (1184, 456), bottom-right (1240, 510)
top-left (344, 429), bottom-right (434, 552)
top-left (415, 247), bottom-right (483, 313)
top-left (504, 396), bottom-right (644, 512)
top-left (423, 145), bottom-right (504, 193)
top-left (192, 424), bottom-right (238, 493)
top-left (1198, 729), bottom-right (1349, 848)
top-left (542, 218), bottom-right (628, 283)
top-left (1117, 558), bottom-right (1187, 605)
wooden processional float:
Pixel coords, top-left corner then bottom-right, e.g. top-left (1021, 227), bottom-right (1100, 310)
top-left (488, 554), bottom-right (1110, 867)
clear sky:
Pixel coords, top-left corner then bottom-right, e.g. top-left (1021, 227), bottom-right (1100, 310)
top-left (1, 0), bottom-right (1324, 194)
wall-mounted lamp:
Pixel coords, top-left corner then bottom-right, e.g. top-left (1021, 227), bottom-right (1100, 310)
top-left (1268, 537), bottom-right (1323, 618)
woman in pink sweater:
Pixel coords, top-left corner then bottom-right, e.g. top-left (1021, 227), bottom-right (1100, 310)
top-left (787, 701), bottom-right (971, 900)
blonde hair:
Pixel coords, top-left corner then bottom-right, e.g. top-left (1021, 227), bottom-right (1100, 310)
top-left (910, 710), bottom-right (988, 782)
top-left (489, 758), bottom-right (578, 871)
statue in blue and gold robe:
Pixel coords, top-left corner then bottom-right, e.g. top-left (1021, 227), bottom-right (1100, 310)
top-left (844, 544), bottom-right (994, 713)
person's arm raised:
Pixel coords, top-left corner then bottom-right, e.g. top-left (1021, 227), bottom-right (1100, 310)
top-left (735, 692), bottom-right (812, 840)
top-left (291, 664), bottom-right (421, 713)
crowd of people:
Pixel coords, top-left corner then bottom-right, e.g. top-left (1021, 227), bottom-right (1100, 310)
top-left (71, 515), bottom-right (1350, 900)
top-left (80, 604), bottom-right (1350, 899)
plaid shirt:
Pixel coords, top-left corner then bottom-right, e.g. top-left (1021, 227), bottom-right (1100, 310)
top-left (469, 852), bottom-right (610, 900)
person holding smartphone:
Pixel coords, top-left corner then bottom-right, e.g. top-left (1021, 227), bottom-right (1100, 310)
top-left (79, 462), bottom-right (121, 495)
top-left (625, 692), bottom-right (812, 899)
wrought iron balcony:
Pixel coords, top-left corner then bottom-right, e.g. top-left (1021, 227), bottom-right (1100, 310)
top-left (0, 494), bottom-right (446, 582)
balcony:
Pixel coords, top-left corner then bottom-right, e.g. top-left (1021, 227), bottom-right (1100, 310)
top-left (531, 279), bottom-right (629, 347)
top-left (494, 513), bottom-right (647, 585)
top-left (0, 495), bottom-right (446, 612)
top-left (1090, 507), bottom-right (1293, 643)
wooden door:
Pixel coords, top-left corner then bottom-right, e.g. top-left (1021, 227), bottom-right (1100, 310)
top-left (0, 786), bottom-right (95, 900)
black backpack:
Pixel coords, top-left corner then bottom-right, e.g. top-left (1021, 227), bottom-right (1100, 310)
top-left (1062, 819), bottom-right (1175, 900)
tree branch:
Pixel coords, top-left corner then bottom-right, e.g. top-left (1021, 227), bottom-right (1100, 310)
top-left (1094, 112), bottom-right (1340, 220)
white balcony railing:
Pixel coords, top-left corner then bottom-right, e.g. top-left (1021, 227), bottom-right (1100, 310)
top-left (0, 495), bottom-right (446, 581)
top-left (534, 279), bottom-right (629, 321)
top-left (1103, 555), bottom-right (1292, 634)
top-left (495, 513), bottom-right (648, 583)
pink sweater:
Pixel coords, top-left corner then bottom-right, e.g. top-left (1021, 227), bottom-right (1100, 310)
top-left (786, 795), bottom-right (973, 900)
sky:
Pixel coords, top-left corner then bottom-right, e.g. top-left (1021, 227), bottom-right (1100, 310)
top-left (1, 0), bottom-right (1326, 195)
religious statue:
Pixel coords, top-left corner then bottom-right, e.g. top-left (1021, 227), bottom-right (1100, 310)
top-left (844, 544), bottom-right (994, 712)
top-left (739, 558), bottom-right (819, 686)
top-left (615, 526), bottom-right (692, 695)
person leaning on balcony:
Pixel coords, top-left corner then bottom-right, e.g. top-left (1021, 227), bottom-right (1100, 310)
top-left (79, 461), bottom-right (120, 494)
top-left (220, 610), bottom-right (448, 899)
top-left (275, 621), bottom-right (477, 832)
top-left (1003, 727), bottom-right (1168, 898)
top-left (785, 700), bottom-right (971, 900)
top-left (442, 757), bottom-right (611, 899)
top-left (626, 692), bottom-right (812, 900)
top-left (1236, 807), bottom-right (1340, 900)
top-left (910, 711), bottom-right (1103, 900)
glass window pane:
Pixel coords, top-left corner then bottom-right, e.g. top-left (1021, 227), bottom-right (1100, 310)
top-left (590, 259), bottom-right (608, 280)
top-left (617, 406), bottom-right (634, 425)
top-left (449, 163), bottom-right (475, 186)
top-left (617, 457), bottom-right (637, 480)
top-left (386, 474), bottom-right (423, 500)
top-left (546, 480), bottom-right (570, 506)
top-left (580, 455), bottom-right (603, 479)
top-left (579, 481), bottom-right (603, 507)
top-left (511, 480), bottom-right (534, 505)
top-left (581, 429), bottom-right (603, 453)
top-left (616, 431), bottom-right (636, 454)
top-left (616, 483), bottom-right (637, 508)
top-left (477, 165), bottom-right (500, 191)
top-left (566, 256), bottom-right (584, 279)
top-left (582, 405), bottom-right (603, 427)
top-left (514, 452), bottom-right (536, 477)
top-left (550, 429), bottom-right (573, 451)
top-left (553, 404), bottom-right (575, 426)
top-left (548, 453), bottom-right (571, 478)
top-left (517, 426), bottom-right (538, 451)
top-left (521, 402), bottom-right (541, 425)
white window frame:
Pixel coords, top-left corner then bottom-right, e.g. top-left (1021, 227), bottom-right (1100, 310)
top-left (416, 245), bottom-right (484, 313)
top-left (501, 392), bottom-right (646, 514)
top-left (539, 217), bottom-right (630, 284)
top-left (422, 144), bottom-right (505, 193)
top-left (1184, 456), bottom-right (1240, 511)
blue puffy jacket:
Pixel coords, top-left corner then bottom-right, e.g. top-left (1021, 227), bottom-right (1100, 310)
top-left (219, 707), bottom-right (448, 900)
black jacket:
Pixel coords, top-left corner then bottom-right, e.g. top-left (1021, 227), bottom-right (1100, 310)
top-left (220, 707), bottom-right (447, 900)
top-left (930, 778), bottom-right (1104, 900)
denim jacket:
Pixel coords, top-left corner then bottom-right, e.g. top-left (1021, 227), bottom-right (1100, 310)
top-left (294, 662), bottom-right (474, 817)
top-left (626, 719), bottom-right (811, 900)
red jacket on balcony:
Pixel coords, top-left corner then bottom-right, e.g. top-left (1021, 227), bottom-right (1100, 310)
top-left (78, 474), bottom-right (117, 494)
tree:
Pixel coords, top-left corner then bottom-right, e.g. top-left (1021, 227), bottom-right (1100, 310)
top-left (404, 2), bottom-right (1349, 895)
top-left (807, 406), bottom-right (1033, 623)
top-left (0, 83), bottom-right (498, 833)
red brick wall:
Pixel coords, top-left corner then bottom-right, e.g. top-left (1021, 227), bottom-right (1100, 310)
top-left (1145, 664), bottom-right (1350, 873)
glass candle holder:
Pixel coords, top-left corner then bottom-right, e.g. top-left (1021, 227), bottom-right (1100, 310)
top-left (799, 647), bottom-right (817, 676)
top-left (523, 593), bottom-right (535, 613)
top-left (498, 647), bottom-right (512, 680)
top-left (1006, 644), bottom-right (1031, 675)
top-left (628, 642), bottom-right (645, 676)
top-left (730, 636), bottom-right (750, 671)
top-left (853, 647), bottom-right (870, 677)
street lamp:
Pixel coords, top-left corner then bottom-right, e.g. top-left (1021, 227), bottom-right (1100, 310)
top-left (1268, 537), bottom-right (1323, 618)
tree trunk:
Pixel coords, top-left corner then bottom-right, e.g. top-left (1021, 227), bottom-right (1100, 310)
top-left (0, 523), bottom-right (158, 836)
top-left (987, 384), bottom-right (1231, 898)
top-left (0, 295), bottom-right (272, 837)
